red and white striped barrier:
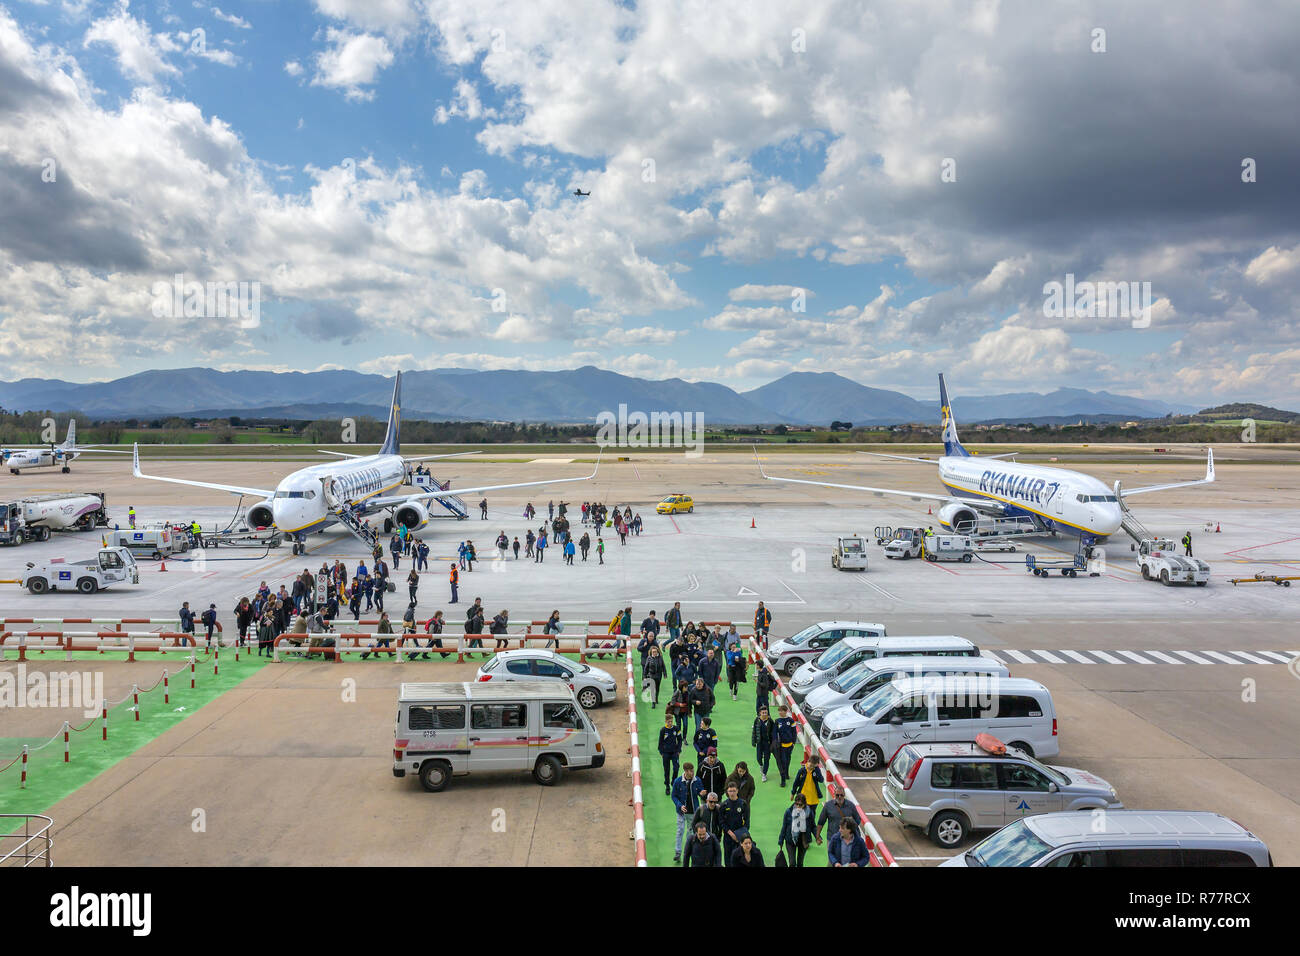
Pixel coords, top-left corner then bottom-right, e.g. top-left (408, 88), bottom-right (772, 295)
top-left (625, 645), bottom-right (647, 866)
top-left (0, 631), bottom-right (202, 662)
top-left (750, 643), bottom-right (897, 867)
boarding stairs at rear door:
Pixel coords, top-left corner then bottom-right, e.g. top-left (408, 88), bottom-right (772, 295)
top-left (411, 474), bottom-right (468, 519)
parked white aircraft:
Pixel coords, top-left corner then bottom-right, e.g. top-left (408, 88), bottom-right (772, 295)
top-left (758, 373), bottom-right (1214, 548)
top-left (131, 372), bottom-right (601, 546)
top-left (3, 420), bottom-right (129, 474)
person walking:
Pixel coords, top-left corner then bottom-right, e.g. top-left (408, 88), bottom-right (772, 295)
top-left (817, 784), bottom-right (860, 842)
top-left (657, 714), bottom-right (682, 795)
top-left (755, 660), bottom-right (777, 715)
top-left (362, 611), bottom-right (395, 659)
top-left (423, 610), bottom-right (446, 659)
top-left (578, 531), bottom-right (590, 561)
top-left (682, 821), bottom-right (722, 868)
top-left (563, 537), bottom-right (576, 565)
top-left (778, 793), bottom-right (817, 867)
top-left (512, 536), bottom-right (521, 559)
top-left (406, 568), bottom-right (419, 606)
top-left (200, 603), bottom-right (221, 647)
top-left (719, 783), bottom-right (750, 867)
top-left (1182, 530), bottom-right (1193, 556)
top-left (543, 610), bottom-right (563, 649)
top-left (731, 833), bottom-right (765, 868)
top-left (754, 601), bottom-right (772, 645)
top-left (178, 601), bottom-right (196, 647)
top-left (773, 704), bottom-right (798, 786)
top-left (665, 602), bottom-right (682, 642)
top-left (479, 497), bottom-right (488, 520)
top-left (725, 642), bottom-right (746, 701)
top-left (490, 609), bottom-right (510, 651)
top-left (828, 820), bottom-right (870, 867)
top-left (670, 763), bottom-right (704, 862)
top-left (725, 761), bottom-right (756, 807)
top-left (693, 716), bottom-right (718, 767)
top-left (596, 536), bottom-right (605, 564)
top-left (448, 563), bottom-right (459, 604)
top-left (535, 533), bottom-right (547, 563)
top-left (752, 705), bottom-right (776, 782)
top-left (644, 645), bottom-right (666, 706)
top-left (688, 677), bottom-right (715, 737)
top-left (128, 505), bottom-right (136, 529)
top-left (698, 647), bottom-right (722, 693)
top-left (792, 753), bottom-right (825, 814)
top-left (668, 680), bottom-right (690, 740)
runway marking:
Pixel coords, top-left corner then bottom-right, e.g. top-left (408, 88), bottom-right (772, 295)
top-left (1003, 649), bottom-right (1037, 664)
top-left (1030, 649), bottom-right (1065, 664)
top-left (859, 578), bottom-right (902, 602)
top-left (1143, 650), bottom-right (1185, 665)
top-left (1059, 650), bottom-right (1096, 664)
top-left (1228, 650), bottom-right (1274, 665)
top-left (1175, 650), bottom-right (1215, 665)
top-left (1116, 650), bottom-right (1155, 665)
top-left (1200, 650), bottom-right (1245, 665)
top-left (1259, 651), bottom-right (1297, 663)
top-left (1225, 535), bottom-right (1300, 557)
top-left (1088, 650), bottom-right (1125, 664)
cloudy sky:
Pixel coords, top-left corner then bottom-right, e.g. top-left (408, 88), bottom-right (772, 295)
top-left (1, 0), bottom-right (1298, 403)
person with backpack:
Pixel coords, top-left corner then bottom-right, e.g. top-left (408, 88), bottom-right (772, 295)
top-left (200, 604), bottom-right (220, 647)
top-left (422, 610), bottom-right (446, 659)
top-left (233, 598), bottom-right (252, 646)
top-left (361, 611), bottom-right (395, 660)
top-left (667, 680), bottom-right (690, 741)
top-left (465, 600), bottom-right (485, 655)
top-left (543, 610), bottom-right (563, 649)
top-left (657, 714), bottom-right (682, 795)
top-left (665, 602), bottom-right (682, 642)
top-left (490, 610), bottom-right (510, 651)
top-left (755, 663), bottom-right (777, 716)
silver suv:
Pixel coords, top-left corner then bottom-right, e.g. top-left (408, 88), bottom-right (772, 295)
top-left (882, 738), bottom-right (1121, 848)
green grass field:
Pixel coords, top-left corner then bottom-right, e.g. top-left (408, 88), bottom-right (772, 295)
top-left (634, 654), bottom-right (825, 867)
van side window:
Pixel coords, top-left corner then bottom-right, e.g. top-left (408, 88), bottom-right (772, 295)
top-left (929, 762), bottom-right (956, 788)
top-left (999, 764), bottom-right (1051, 791)
top-left (953, 762), bottom-right (998, 789)
top-left (879, 695), bottom-right (927, 723)
top-left (1180, 848), bottom-right (1257, 867)
top-left (408, 705), bottom-right (465, 730)
top-left (990, 695), bottom-right (1042, 718)
top-left (936, 701), bottom-right (976, 720)
top-left (543, 703), bottom-right (581, 729)
top-left (472, 703), bottom-right (528, 729)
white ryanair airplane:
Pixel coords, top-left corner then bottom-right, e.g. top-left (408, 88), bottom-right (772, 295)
top-left (3, 420), bottom-right (129, 474)
top-left (758, 374), bottom-right (1215, 548)
top-left (132, 372), bottom-right (601, 542)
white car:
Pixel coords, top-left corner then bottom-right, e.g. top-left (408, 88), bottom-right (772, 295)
top-left (476, 649), bottom-right (617, 709)
top-left (764, 621), bottom-right (886, 677)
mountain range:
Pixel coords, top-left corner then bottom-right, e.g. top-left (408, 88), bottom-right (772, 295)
top-left (0, 367), bottom-right (1199, 425)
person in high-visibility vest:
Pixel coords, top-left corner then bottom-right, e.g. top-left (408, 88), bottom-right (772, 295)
top-left (1182, 531), bottom-right (1193, 557)
top-left (448, 563), bottom-right (459, 604)
top-left (128, 506), bottom-right (136, 529)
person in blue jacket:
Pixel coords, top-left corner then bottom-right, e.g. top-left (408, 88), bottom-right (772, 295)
top-left (672, 655), bottom-right (696, 687)
top-left (670, 763), bottom-right (705, 863)
top-left (657, 714), bottom-right (682, 795)
top-left (828, 820), bottom-right (870, 867)
top-left (682, 821), bottom-right (722, 868)
top-left (773, 705), bottom-right (799, 786)
top-left (698, 647), bottom-right (723, 691)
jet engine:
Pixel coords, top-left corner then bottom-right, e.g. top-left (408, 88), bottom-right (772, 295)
top-left (246, 500), bottom-right (275, 529)
top-left (393, 501), bottom-right (430, 531)
top-left (937, 501), bottom-right (980, 534)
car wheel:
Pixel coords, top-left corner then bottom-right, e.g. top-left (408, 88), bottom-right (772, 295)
top-left (151, 551), bottom-right (162, 561)
top-left (1160, 569), bottom-right (1170, 585)
top-left (962, 554), bottom-right (972, 563)
top-left (577, 687), bottom-right (600, 709)
top-left (783, 657), bottom-right (803, 676)
top-left (533, 754), bottom-right (563, 786)
top-left (419, 760), bottom-right (451, 792)
top-left (930, 811), bottom-right (969, 847)
top-left (851, 742), bottom-right (884, 772)
top-left (688, 506), bottom-right (693, 513)
top-left (1008, 740), bottom-right (1034, 758)
top-left (38, 527), bottom-right (50, 541)
top-left (76, 577), bottom-right (97, 594)
top-left (1141, 565), bottom-right (1150, 579)
top-left (27, 578), bottom-right (48, 594)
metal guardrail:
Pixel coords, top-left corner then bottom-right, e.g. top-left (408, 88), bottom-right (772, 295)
top-left (0, 814), bottom-right (53, 867)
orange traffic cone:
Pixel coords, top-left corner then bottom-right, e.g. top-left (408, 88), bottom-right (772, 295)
top-left (927, 505), bottom-right (933, 515)
top-left (159, 559), bottom-right (167, 572)
top-left (1216, 523), bottom-right (1221, 533)
top-left (750, 517), bottom-right (756, 528)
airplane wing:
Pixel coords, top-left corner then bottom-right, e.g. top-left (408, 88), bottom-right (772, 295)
top-left (857, 451), bottom-right (936, 463)
top-left (756, 448), bottom-right (1001, 512)
top-left (316, 450), bottom-right (480, 463)
top-left (132, 444), bottom-right (274, 497)
top-left (366, 451), bottom-right (603, 509)
top-left (318, 450), bottom-right (364, 459)
top-left (68, 447), bottom-right (131, 454)
top-left (1120, 448), bottom-right (1215, 497)
top-left (977, 452), bottom-right (1019, 460)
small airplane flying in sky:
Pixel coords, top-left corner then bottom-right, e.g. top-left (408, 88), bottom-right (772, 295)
top-left (573, 188), bottom-right (590, 197)
top-left (3, 420), bottom-right (129, 474)
top-left (131, 372), bottom-right (602, 547)
top-left (758, 373), bottom-right (1214, 548)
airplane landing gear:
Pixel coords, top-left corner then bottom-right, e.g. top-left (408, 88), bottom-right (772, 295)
top-left (61, 466), bottom-right (70, 473)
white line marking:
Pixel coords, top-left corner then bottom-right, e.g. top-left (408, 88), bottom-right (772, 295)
top-left (981, 649), bottom-right (1005, 664)
top-left (1174, 650), bottom-right (1215, 665)
top-left (1030, 649), bottom-right (1065, 664)
top-left (1004, 649), bottom-right (1037, 664)
top-left (1259, 651), bottom-right (1295, 663)
top-left (1117, 650), bottom-right (1155, 665)
top-left (1201, 650), bottom-right (1245, 665)
top-left (1089, 650), bottom-right (1126, 664)
top-left (1059, 650), bottom-right (1096, 664)
top-left (1226, 650), bottom-right (1273, 665)
top-left (1143, 650), bottom-right (1185, 665)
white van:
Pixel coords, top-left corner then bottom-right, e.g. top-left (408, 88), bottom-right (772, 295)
top-left (765, 621), bottom-right (887, 676)
top-left (803, 655), bottom-right (1010, 733)
top-left (393, 681), bottom-right (605, 791)
top-left (109, 527), bottom-right (186, 560)
top-left (926, 534), bottom-right (974, 562)
top-left (819, 675), bottom-right (1058, 772)
top-left (788, 636), bottom-right (982, 703)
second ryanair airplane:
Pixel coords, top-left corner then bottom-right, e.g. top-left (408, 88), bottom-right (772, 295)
top-left (132, 372), bottom-right (600, 542)
top-left (759, 374), bottom-right (1214, 548)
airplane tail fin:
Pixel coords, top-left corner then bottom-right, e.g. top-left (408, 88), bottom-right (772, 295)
top-left (939, 373), bottom-right (969, 457)
top-left (379, 372), bottom-right (401, 456)
top-left (61, 419), bottom-right (76, 449)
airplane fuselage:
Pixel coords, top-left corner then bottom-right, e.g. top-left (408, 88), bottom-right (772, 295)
top-left (270, 454), bottom-right (407, 534)
top-left (3, 448), bottom-right (78, 470)
top-left (937, 455), bottom-right (1124, 539)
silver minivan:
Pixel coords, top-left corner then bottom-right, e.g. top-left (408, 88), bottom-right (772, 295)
top-left (803, 655), bottom-right (1009, 733)
top-left (882, 738), bottom-right (1122, 847)
top-left (788, 636), bottom-right (981, 704)
top-left (394, 681), bottom-right (605, 791)
top-left (476, 649), bottom-right (618, 709)
top-left (764, 621), bottom-right (887, 677)
top-left (820, 675), bottom-right (1059, 772)
top-left (942, 810), bottom-right (1273, 867)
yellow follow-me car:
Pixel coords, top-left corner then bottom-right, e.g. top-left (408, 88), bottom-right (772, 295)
top-left (656, 494), bottom-right (694, 514)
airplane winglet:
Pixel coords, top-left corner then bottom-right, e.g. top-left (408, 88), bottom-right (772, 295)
top-left (752, 444), bottom-right (770, 479)
top-left (132, 443), bottom-right (141, 477)
top-left (1206, 447), bottom-right (1215, 482)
